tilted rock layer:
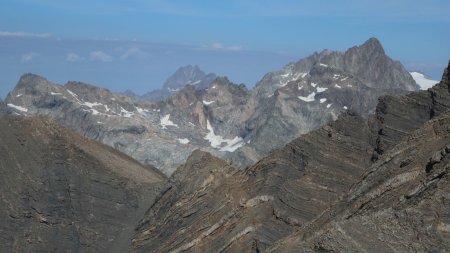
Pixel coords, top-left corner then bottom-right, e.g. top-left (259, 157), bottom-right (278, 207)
top-left (0, 116), bottom-right (166, 253)
top-left (130, 61), bottom-right (450, 252)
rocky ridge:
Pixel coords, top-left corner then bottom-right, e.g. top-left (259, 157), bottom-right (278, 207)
top-left (0, 115), bottom-right (166, 253)
top-left (5, 38), bottom-right (419, 174)
top-left (130, 61), bottom-right (450, 252)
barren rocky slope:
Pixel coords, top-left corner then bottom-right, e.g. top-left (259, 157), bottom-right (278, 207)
top-left (0, 116), bottom-right (166, 253)
top-left (3, 38), bottom-right (419, 175)
top-left (130, 61), bottom-right (450, 252)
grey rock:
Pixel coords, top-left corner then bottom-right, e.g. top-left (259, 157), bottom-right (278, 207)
top-left (142, 65), bottom-right (217, 101)
top-left (0, 99), bottom-right (5, 116)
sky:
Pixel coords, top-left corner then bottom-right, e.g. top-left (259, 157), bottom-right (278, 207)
top-left (0, 0), bottom-right (449, 98)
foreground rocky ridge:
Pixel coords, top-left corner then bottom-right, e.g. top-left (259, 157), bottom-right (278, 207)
top-left (0, 116), bottom-right (166, 253)
top-left (4, 38), bottom-right (419, 175)
top-left (130, 61), bottom-right (450, 252)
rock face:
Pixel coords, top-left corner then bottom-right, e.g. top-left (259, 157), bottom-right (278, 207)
top-left (0, 116), bottom-right (166, 253)
top-left (226, 37), bottom-right (418, 166)
top-left (142, 65), bottom-right (217, 101)
top-left (4, 38), bottom-right (419, 175)
top-left (130, 61), bottom-right (450, 252)
top-left (0, 99), bottom-right (5, 115)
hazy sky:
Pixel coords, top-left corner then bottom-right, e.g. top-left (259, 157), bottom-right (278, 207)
top-left (0, 0), bottom-right (449, 98)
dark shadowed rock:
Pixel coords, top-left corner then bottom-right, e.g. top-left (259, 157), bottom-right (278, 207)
top-left (0, 116), bottom-right (166, 253)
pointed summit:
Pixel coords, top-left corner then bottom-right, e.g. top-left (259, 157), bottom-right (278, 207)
top-left (357, 37), bottom-right (385, 56)
top-left (163, 65), bottom-right (216, 91)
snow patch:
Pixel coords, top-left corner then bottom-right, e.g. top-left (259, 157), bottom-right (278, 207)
top-left (136, 107), bottom-right (149, 115)
top-left (82, 101), bottom-right (103, 108)
top-left (189, 80), bottom-right (201, 85)
top-left (280, 72), bottom-right (290, 78)
top-left (279, 72), bottom-right (307, 87)
top-left (319, 63), bottom-right (328, 67)
top-left (178, 138), bottom-right (190, 144)
top-left (347, 84), bottom-right (353, 87)
top-left (410, 72), bottom-right (438, 90)
top-left (343, 106), bottom-right (348, 110)
top-left (327, 103), bottom-right (332, 108)
top-left (16, 94), bottom-right (22, 97)
top-left (7, 103), bottom-right (28, 112)
top-left (311, 82), bottom-right (317, 88)
top-left (320, 98), bottom-right (327, 103)
top-left (50, 92), bottom-right (62, 96)
top-left (188, 122), bottom-right (196, 127)
top-left (298, 92), bottom-right (316, 102)
top-left (203, 100), bottom-right (215, 105)
top-left (334, 84), bottom-right (342, 89)
top-left (204, 120), bottom-right (244, 152)
top-left (316, 87), bottom-right (328, 93)
top-left (168, 87), bottom-right (180, 92)
top-left (160, 114), bottom-right (178, 129)
top-left (67, 90), bottom-right (79, 100)
top-left (120, 107), bottom-right (135, 118)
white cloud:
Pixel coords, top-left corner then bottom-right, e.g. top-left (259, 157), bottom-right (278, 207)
top-left (89, 50), bottom-right (113, 62)
top-left (66, 53), bottom-right (84, 62)
top-left (21, 52), bottom-right (38, 62)
top-left (205, 42), bottom-right (243, 51)
top-left (0, 31), bottom-right (51, 38)
top-left (210, 42), bottom-right (224, 49)
top-left (120, 47), bottom-right (147, 60)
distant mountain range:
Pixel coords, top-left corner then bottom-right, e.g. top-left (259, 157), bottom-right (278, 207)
top-left (0, 39), bottom-right (449, 252)
top-left (4, 38), bottom-right (420, 174)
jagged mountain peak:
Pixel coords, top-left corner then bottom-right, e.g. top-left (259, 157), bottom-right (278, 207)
top-left (254, 37), bottom-right (417, 100)
top-left (142, 65), bottom-right (217, 101)
top-left (163, 64), bottom-right (215, 91)
top-left (358, 37), bottom-right (385, 55)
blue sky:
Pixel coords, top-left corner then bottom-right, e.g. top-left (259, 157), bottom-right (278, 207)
top-left (0, 0), bottom-right (449, 98)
